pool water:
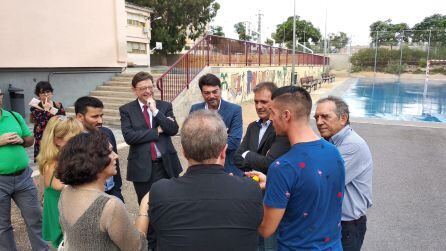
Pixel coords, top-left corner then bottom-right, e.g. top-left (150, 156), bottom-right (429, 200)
top-left (343, 79), bottom-right (446, 123)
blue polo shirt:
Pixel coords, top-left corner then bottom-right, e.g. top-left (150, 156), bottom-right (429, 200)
top-left (264, 139), bottom-right (345, 250)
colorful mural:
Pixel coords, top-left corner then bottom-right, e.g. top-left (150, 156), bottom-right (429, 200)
top-left (219, 67), bottom-right (293, 102)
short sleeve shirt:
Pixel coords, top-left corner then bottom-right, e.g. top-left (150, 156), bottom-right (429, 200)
top-left (0, 109), bottom-right (32, 174)
top-left (264, 139), bottom-right (345, 250)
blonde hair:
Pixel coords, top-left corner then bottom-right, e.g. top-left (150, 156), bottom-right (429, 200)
top-left (36, 116), bottom-right (83, 174)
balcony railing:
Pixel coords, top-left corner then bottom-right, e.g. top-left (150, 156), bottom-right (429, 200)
top-left (156, 35), bottom-right (329, 101)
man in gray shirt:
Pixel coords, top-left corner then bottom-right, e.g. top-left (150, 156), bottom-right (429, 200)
top-left (315, 96), bottom-right (373, 251)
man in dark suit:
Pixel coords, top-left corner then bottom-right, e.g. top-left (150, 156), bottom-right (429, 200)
top-left (119, 71), bottom-right (182, 204)
top-left (74, 96), bottom-right (124, 202)
top-left (234, 82), bottom-right (290, 175)
top-left (189, 73), bottom-right (243, 176)
top-left (149, 110), bottom-right (263, 251)
top-left (234, 82), bottom-right (291, 251)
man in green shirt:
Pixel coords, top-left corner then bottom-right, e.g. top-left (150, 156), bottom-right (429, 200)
top-left (0, 88), bottom-right (48, 250)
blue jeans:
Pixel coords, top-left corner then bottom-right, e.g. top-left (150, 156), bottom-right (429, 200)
top-left (258, 232), bottom-right (277, 251)
top-left (0, 167), bottom-right (48, 251)
top-left (341, 215), bottom-right (367, 251)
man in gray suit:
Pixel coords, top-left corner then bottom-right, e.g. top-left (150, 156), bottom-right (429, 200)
top-left (119, 71), bottom-right (182, 204)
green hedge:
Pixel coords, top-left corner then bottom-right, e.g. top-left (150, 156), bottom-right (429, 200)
top-left (350, 46), bottom-right (446, 73)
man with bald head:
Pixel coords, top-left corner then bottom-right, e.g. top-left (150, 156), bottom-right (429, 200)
top-left (247, 90), bottom-right (345, 250)
top-left (148, 110), bottom-right (263, 251)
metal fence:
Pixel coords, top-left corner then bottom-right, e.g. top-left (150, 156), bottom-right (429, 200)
top-left (156, 35), bottom-right (329, 101)
top-left (350, 30), bottom-right (446, 76)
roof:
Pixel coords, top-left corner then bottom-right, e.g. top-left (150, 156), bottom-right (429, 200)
top-left (125, 2), bottom-right (153, 13)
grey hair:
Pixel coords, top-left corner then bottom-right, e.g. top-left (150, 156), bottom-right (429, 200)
top-left (181, 110), bottom-right (228, 162)
top-left (317, 96), bottom-right (350, 124)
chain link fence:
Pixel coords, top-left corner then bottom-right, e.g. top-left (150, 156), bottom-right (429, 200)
top-left (350, 30), bottom-right (446, 77)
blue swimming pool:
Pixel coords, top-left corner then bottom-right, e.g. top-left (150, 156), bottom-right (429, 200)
top-left (342, 79), bottom-right (446, 123)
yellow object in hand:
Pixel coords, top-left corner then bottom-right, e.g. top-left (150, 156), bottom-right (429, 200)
top-left (252, 175), bottom-right (260, 182)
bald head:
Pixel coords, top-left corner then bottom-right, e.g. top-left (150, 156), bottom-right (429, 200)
top-left (181, 110), bottom-right (227, 162)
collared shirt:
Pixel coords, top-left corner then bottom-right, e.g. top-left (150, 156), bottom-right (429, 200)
top-left (138, 99), bottom-right (161, 158)
top-left (104, 176), bottom-right (115, 191)
top-left (330, 124), bottom-right (373, 221)
top-left (0, 109), bottom-right (32, 174)
top-left (242, 119), bottom-right (271, 158)
top-left (204, 99), bottom-right (222, 111)
top-left (256, 119), bottom-right (271, 148)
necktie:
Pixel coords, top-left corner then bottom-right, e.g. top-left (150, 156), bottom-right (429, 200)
top-left (143, 105), bottom-right (157, 161)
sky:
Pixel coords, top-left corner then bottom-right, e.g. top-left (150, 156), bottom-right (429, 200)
top-left (211, 0), bottom-right (445, 45)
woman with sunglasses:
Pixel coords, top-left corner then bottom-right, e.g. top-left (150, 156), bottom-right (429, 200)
top-left (30, 81), bottom-right (66, 161)
top-left (36, 116), bottom-right (83, 249)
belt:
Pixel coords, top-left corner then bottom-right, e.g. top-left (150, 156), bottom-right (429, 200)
top-left (0, 168), bottom-right (26, 176)
top-left (152, 158), bottom-right (163, 164)
top-left (341, 215), bottom-right (367, 225)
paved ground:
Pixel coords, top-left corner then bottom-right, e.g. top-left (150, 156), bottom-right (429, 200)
top-left (12, 77), bottom-right (446, 250)
top-left (350, 121), bottom-right (446, 250)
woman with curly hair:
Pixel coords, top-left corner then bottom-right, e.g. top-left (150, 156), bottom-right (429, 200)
top-left (36, 116), bottom-right (83, 248)
top-left (57, 131), bottom-right (148, 250)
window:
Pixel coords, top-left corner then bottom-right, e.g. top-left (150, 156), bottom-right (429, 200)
top-left (127, 19), bottom-right (145, 27)
top-left (127, 42), bottom-right (147, 54)
top-left (127, 13), bottom-right (146, 27)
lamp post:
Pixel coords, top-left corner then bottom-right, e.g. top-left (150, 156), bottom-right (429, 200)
top-left (323, 9), bottom-right (327, 74)
top-left (397, 30), bottom-right (405, 78)
top-left (291, 0), bottom-right (296, 86)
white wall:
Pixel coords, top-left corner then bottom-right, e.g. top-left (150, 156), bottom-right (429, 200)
top-left (0, 0), bottom-right (127, 68)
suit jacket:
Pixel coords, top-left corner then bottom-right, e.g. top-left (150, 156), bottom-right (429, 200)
top-left (119, 99), bottom-right (182, 183)
top-left (99, 126), bottom-right (124, 202)
top-left (234, 121), bottom-right (290, 174)
top-left (189, 99), bottom-right (243, 175)
top-left (149, 164), bottom-right (263, 250)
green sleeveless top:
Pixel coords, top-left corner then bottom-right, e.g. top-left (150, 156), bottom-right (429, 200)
top-left (42, 172), bottom-right (63, 248)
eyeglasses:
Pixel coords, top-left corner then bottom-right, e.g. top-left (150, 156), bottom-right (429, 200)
top-left (39, 90), bottom-right (53, 95)
top-left (55, 115), bottom-right (68, 121)
top-left (135, 85), bottom-right (154, 92)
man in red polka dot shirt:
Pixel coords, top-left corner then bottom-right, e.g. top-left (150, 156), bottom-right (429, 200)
top-left (247, 88), bottom-right (345, 250)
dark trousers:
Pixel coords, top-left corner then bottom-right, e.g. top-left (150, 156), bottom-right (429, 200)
top-left (133, 161), bottom-right (168, 204)
top-left (105, 186), bottom-right (124, 203)
top-left (258, 232), bottom-right (277, 251)
top-left (341, 215), bottom-right (367, 251)
top-left (0, 167), bottom-right (49, 251)
top-left (133, 160), bottom-right (168, 251)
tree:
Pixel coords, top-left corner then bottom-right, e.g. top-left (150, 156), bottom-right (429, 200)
top-left (210, 25), bottom-right (225, 36)
top-left (127, 0), bottom-right (220, 54)
top-left (412, 14), bottom-right (446, 45)
top-left (272, 17), bottom-right (321, 49)
top-left (265, 38), bottom-right (274, 46)
top-left (329, 32), bottom-right (349, 52)
top-left (369, 19), bottom-right (409, 49)
top-left (234, 22), bottom-right (252, 41)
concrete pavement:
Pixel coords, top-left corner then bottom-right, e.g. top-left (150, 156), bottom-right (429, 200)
top-left (13, 77), bottom-right (446, 250)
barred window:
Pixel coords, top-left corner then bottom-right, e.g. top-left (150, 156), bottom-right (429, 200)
top-left (127, 12), bottom-right (146, 27)
top-left (127, 42), bottom-right (147, 54)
